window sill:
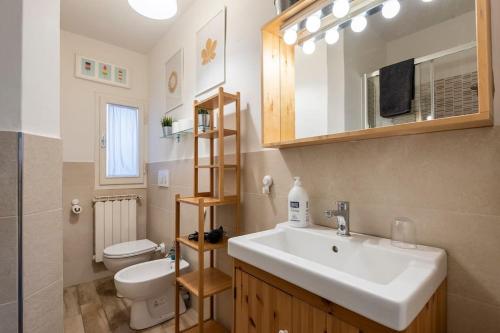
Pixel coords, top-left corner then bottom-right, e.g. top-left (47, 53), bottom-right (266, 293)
top-left (94, 184), bottom-right (147, 191)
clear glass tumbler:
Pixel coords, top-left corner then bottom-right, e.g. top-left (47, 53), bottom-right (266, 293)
top-left (391, 217), bottom-right (417, 249)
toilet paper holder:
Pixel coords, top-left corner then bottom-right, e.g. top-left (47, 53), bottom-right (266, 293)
top-left (71, 199), bottom-right (82, 215)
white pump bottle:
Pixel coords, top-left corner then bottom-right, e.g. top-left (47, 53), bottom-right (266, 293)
top-left (288, 177), bottom-right (310, 228)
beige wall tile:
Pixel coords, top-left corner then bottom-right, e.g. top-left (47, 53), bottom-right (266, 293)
top-left (62, 162), bottom-right (94, 187)
top-left (448, 293), bottom-right (500, 333)
top-left (0, 301), bottom-right (18, 333)
top-left (22, 134), bottom-right (62, 215)
top-left (24, 279), bottom-right (63, 333)
top-left (0, 132), bottom-right (18, 218)
top-left (0, 217), bottom-right (18, 305)
top-left (62, 162), bottom-right (148, 287)
top-left (23, 209), bottom-right (63, 297)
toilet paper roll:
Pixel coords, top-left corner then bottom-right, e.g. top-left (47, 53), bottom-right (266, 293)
top-left (72, 204), bottom-right (82, 215)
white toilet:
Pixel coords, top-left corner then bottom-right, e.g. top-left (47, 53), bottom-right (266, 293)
top-left (114, 258), bottom-right (190, 330)
top-left (103, 239), bottom-right (161, 273)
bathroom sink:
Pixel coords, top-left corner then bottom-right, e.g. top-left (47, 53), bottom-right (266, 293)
top-left (228, 223), bottom-right (447, 331)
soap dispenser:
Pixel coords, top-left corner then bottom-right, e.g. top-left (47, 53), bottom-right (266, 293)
top-left (288, 177), bottom-right (310, 228)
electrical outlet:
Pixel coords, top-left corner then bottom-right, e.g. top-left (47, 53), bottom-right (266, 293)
top-left (158, 169), bottom-right (170, 187)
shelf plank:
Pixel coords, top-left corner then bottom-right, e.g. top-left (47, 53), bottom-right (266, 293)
top-left (181, 319), bottom-right (229, 333)
top-left (177, 268), bottom-right (232, 298)
top-left (196, 128), bottom-right (237, 139)
top-left (177, 195), bottom-right (238, 207)
top-left (195, 164), bottom-right (237, 169)
top-left (195, 93), bottom-right (238, 110)
top-left (177, 235), bottom-right (228, 252)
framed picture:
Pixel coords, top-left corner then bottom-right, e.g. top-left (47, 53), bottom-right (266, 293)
top-left (165, 49), bottom-right (183, 112)
top-left (196, 9), bottom-right (226, 95)
top-left (75, 55), bottom-right (130, 88)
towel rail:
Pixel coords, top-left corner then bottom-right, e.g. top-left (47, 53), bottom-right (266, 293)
top-left (365, 42), bottom-right (477, 79)
top-left (92, 194), bottom-right (143, 204)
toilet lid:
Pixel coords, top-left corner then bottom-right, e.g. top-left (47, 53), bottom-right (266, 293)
top-left (103, 239), bottom-right (157, 259)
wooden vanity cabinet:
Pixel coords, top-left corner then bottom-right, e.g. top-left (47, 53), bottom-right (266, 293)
top-left (234, 260), bottom-right (446, 333)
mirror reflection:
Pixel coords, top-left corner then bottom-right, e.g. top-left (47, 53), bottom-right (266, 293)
top-left (292, 0), bottom-right (477, 139)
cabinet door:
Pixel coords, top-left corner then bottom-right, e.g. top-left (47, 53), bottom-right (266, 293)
top-left (327, 315), bottom-right (360, 333)
top-left (235, 269), bottom-right (293, 333)
top-left (292, 298), bottom-right (328, 333)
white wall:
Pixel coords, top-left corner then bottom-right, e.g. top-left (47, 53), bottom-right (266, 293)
top-left (21, 0), bottom-right (61, 138)
top-left (386, 11), bottom-right (476, 64)
top-left (0, 0), bottom-right (59, 137)
top-left (343, 27), bottom-right (387, 131)
top-left (295, 42), bottom-right (328, 139)
top-left (61, 30), bottom-right (149, 162)
top-left (327, 33), bottom-right (346, 134)
top-left (0, 0), bottom-right (22, 132)
top-left (148, 0), bottom-right (276, 163)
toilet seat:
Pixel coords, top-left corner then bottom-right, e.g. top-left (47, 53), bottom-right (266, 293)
top-left (104, 239), bottom-right (157, 259)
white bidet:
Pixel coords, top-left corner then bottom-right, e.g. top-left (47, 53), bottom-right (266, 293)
top-left (114, 258), bottom-right (189, 330)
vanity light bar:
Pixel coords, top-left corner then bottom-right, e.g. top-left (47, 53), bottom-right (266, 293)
top-left (281, 0), bottom-right (386, 45)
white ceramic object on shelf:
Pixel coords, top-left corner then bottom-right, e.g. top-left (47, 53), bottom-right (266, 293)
top-left (228, 223), bottom-right (447, 331)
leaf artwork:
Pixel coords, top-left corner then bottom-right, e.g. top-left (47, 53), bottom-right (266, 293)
top-left (201, 38), bottom-right (218, 66)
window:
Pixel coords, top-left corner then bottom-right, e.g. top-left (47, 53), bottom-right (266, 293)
top-left (97, 95), bottom-right (145, 187)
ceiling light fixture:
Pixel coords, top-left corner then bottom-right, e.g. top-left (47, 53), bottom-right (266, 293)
top-left (284, 26), bottom-right (298, 45)
top-left (128, 0), bottom-right (178, 20)
top-left (325, 28), bottom-right (340, 45)
top-left (333, 0), bottom-right (350, 18)
top-left (306, 12), bottom-right (322, 33)
top-left (302, 39), bottom-right (316, 55)
top-left (351, 14), bottom-right (368, 32)
top-left (382, 0), bottom-right (400, 19)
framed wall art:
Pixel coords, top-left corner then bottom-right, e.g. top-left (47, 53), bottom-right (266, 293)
top-left (75, 55), bottom-right (130, 89)
top-left (165, 49), bottom-right (183, 112)
top-left (196, 9), bottom-right (226, 95)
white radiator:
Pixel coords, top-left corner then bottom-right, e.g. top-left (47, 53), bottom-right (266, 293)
top-left (93, 195), bottom-right (139, 262)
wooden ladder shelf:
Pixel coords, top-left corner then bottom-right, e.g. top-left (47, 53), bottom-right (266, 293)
top-left (174, 87), bottom-right (241, 333)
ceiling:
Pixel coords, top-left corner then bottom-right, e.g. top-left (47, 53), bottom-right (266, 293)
top-left (61, 0), bottom-right (195, 53)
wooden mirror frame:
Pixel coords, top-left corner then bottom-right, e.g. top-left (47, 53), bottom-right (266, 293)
top-left (261, 0), bottom-right (493, 148)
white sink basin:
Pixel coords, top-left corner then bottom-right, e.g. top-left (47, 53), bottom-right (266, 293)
top-left (228, 223), bottom-right (447, 331)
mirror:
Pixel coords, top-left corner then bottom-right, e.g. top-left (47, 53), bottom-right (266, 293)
top-left (261, 0), bottom-right (492, 147)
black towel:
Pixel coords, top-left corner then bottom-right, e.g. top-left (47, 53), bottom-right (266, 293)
top-left (379, 58), bottom-right (415, 118)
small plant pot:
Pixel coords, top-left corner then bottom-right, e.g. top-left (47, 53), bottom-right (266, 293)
top-left (198, 114), bottom-right (210, 130)
top-left (162, 126), bottom-right (172, 137)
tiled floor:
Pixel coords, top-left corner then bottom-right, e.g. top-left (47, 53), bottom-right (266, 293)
top-left (64, 277), bottom-right (197, 333)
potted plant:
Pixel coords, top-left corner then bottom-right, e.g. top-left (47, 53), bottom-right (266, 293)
top-left (161, 115), bottom-right (173, 136)
top-left (198, 109), bottom-right (210, 131)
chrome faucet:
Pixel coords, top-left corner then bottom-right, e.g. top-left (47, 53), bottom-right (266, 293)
top-left (325, 201), bottom-right (350, 237)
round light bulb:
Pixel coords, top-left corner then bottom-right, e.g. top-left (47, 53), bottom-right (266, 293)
top-left (382, 0), bottom-right (400, 19)
top-left (306, 15), bottom-right (321, 33)
top-left (284, 28), bottom-right (298, 45)
top-left (128, 0), bottom-right (178, 20)
top-left (302, 40), bottom-right (316, 55)
top-left (333, 0), bottom-right (350, 18)
top-left (325, 28), bottom-right (340, 45)
top-left (351, 15), bottom-right (367, 33)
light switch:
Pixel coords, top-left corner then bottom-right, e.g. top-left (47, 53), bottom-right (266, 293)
top-left (158, 169), bottom-right (170, 187)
